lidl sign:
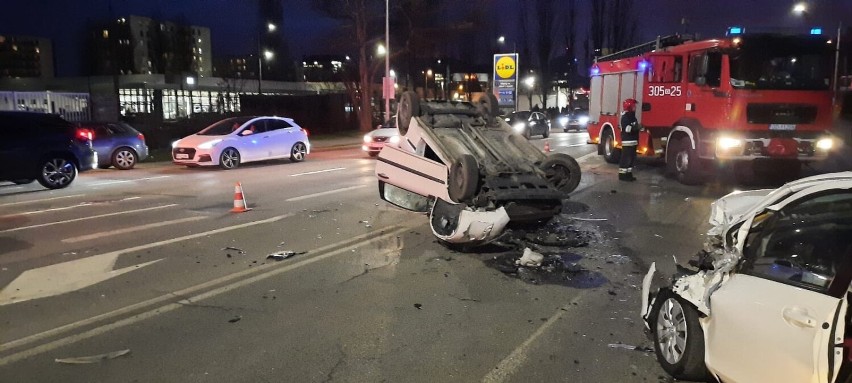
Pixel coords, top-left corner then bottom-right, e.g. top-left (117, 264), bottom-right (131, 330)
top-left (493, 54), bottom-right (518, 107)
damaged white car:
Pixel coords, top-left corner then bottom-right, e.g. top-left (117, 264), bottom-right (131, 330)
top-left (641, 172), bottom-right (852, 383)
top-left (375, 92), bottom-right (581, 246)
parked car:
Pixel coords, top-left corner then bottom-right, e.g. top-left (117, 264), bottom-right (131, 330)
top-left (172, 116), bottom-right (310, 169)
top-left (503, 110), bottom-right (551, 139)
top-left (561, 107), bottom-right (589, 132)
top-left (640, 172), bottom-right (852, 383)
top-left (363, 120), bottom-right (400, 157)
top-left (375, 92), bottom-right (581, 247)
top-left (0, 111), bottom-right (97, 189)
top-left (77, 121), bottom-right (149, 170)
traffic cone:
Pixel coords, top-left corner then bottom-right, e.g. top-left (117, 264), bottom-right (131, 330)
top-left (231, 182), bottom-right (251, 213)
top-left (543, 140), bottom-right (551, 152)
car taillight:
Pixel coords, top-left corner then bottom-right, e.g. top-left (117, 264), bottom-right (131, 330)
top-left (301, 128), bottom-right (309, 136)
top-left (137, 133), bottom-right (145, 142)
top-left (75, 128), bottom-right (93, 142)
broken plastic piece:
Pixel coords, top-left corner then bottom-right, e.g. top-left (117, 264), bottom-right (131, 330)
top-left (607, 343), bottom-right (653, 353)
top-left (55, 349), bottom-right (131, 364)
top-left (266, 251), bottom-right (306, 261)
top-left (222, 246), bottom-right (245, 254)
top-left (516, 248), bottom-right (544, 267)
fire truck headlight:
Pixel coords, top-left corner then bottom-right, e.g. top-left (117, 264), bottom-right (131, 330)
top-left (816, 137), bottom-right (834, 150)
top-left (513, 122), bottom-right (526, 133)
top-left (718, 137), bottom-right (744, 150)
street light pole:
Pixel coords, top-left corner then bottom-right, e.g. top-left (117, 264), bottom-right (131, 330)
top-left (384, 0), bottom-right (390, 122)
top-left (834, 22), bottom-right (843, 108)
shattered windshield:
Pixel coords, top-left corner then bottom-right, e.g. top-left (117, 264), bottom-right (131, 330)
top-left (728, 36), bottom-right (832, 90)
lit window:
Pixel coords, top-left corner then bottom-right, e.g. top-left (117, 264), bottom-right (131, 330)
top-left (103, 30), bottom-right (109, 39)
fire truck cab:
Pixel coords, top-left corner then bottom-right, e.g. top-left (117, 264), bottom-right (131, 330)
top-left (588, 34), bottom-right (839, 184)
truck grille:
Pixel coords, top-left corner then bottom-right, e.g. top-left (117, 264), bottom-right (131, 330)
top-left (747, 103), bottom-right (817, 124)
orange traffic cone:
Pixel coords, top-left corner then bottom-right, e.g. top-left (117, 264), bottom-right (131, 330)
top-left (231, 182), bottom-right (251, 213)
top-left (543, 140), bottom-right (551, 152)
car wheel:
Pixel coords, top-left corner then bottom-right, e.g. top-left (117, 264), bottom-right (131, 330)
top-left (37, 157), bottom-right (77, 189)
top-left (601, 129), bottom-right (621, 164)
top-left (290, 142), bottom-right (308, 162)
top-left (12, 179), bottom-right (35, 185)
top-left (219, 148), bottom-right (241, 170)
top-left (397, 91), bottom-right (421, 136)
top-left (111, 147), bottom-right (137, 170)
top-left (448, 154), bottom-right (479, 202)
top-left (540, 153), bottom-right (581, 194)
top-left (651, 290), bottom-right (710, 381)
top-left (667, 138), bottom-right (702, 185)
top-left (543, 125), bottom-right (550, 138)
top-left (476, 93), bottom-right (499, 122)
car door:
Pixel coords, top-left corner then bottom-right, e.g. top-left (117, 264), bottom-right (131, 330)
top-left (529, 112), bottom-right (543, 136)
top-left (90, 124), bottom-right (113, 161)
top-left (265, 118), bottom-right (294, 158)
top-left (704, 190), bottom-right (852, 383)
top-left (235, 120), bottom-right (267, 162)
top-left (375, 144), bottom-right (450, 202)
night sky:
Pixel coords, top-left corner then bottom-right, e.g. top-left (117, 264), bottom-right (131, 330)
top-left (1, 0), bottom-right (848, 76)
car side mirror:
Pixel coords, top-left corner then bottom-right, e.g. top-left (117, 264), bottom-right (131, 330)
top-left (379, 182), bottom-right (431, 213)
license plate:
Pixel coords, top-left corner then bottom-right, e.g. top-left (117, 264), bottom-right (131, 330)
top-left (769, 124), bottom-right (796, 131)
top-left (175, 153), bottom-right (189, 159)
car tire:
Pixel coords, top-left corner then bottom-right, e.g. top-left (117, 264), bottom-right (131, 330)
top-left (601, 129), bottom-right (621, 164)
top-left (651, 290), bottom-right (710, 381)
top-left (540, 153), bottom-right (582, 194)
top-left (476, 93), bottom-right (499, 122)
top-left (111, 147), bottom-right (137, 170)
top-left (12, 179), bottom-right (35, 185)
top-left (397, 91), bottom-right (421, 136)
top-left (290, 142), bottom-right (308, 162)
top-left (219, 147), bottom-right (241, 170)
top-left (667, 138), bottom-right (703, 185)
top-left (448, 154), bottom-right (479, 202)
top-left (36, 156), bottom-right (77, 189)
top-left (543, 124), bottom-right (550, 138)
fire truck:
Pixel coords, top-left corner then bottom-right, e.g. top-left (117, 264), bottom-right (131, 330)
top-left (587, 33), bottom-right (839, 184)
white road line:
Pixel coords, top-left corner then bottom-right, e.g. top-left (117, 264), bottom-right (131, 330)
top-left (89, 175), bottom-right (171, 186)
top-left (482, 293), bottom-right (587, 383)
top-left (0, 204), bottom-right (178, 233)
top-left (286, 184), bottom-right (368, 201)
top-left (565, 143), bottom-right (591, 147)
top-left (0, 194), bottom-right (83, 208)
top-left (61, 216), bottom-right (208, 243)
top-left (289, 167), bottom-right (346, 177)
top-left (576, 151), bottom-right (598, 163)
top-left (1, 196), bottom-right (143, 218)
top-left (0, 223), bottom-right (411, 366)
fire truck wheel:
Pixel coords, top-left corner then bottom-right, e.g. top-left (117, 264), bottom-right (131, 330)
top-left (397, 91), bottom-right (421, 136)
top-left (448, 154), bottom-right (479, 202)
top-left (601, 129), bottom-right (621, 164)
top-left (668, 138), bottom-right (703, 185)
top-left (540, 153), bottom-right (581, 194)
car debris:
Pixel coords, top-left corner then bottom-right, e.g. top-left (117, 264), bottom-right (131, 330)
top-left (266, 251), bottom-right (306, 261)
top-left (375, 92), bottom-right (582, 248)
top-left (228, 316), bottom-right (242, 323)
top-left (221, 246), bottom-right (245, 254)
top-left (607, 343), bottom-right (654, 353)
top-left (55, 349), bottom-right (131, 364)
top-left (640, 172), bottom-right (852, 382)
top-left (516, 248), bottom-right (544, 267)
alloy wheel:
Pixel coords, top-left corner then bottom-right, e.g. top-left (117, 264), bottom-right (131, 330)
top-left (656, 297), bottom-right (688, 365)
top-left (291, 143), bottom-right (307, 162)
top-left (221, 148), bottom-right (240, 169)
top-left (41, 158), bottom-right (76, 188)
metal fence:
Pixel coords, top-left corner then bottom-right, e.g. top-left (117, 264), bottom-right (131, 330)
top-left (0, 91), bottom-right (91, 122)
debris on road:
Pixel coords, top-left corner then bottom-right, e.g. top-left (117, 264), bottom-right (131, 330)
top-left (221, 246), bottom-right (245, 254)
top-left (607, 343), bottom-right (654, 353)
top-left (228, 316), bottom-right (242, 323)
top-left (567, 217), bottom-right (608, 221)
top-left (266, 250), bottom-right (307, 261)
top-left (516, 248), bottom-right (544, 267)
top-left (414, 303), bottom-right (423, 309)
top-left (55, 349), bottom-right (131, 364)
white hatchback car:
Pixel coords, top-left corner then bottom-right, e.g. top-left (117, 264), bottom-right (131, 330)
top-left (641, 172), bottom-right (852, 383)
top-left (172, 116), bottom-right (310, 169)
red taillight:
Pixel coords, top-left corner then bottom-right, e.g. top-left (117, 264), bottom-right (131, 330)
top-left (137, 133), bottom-right (145, 142)
top-left (301, 128), bottom-right (309, 136)
top-left (76, 128), bottom-right (93, 141)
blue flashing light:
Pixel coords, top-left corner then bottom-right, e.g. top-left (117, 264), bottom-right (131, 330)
top-left (638, 60), bottom-right (649, 72)
top-left (727, 26), bottom-right (743, 35)
top-left (810, 28), bottom-right (823, 35)
top-left (591, 66), bottom-right (600, 76)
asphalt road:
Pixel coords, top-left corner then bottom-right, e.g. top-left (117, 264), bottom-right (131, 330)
top-left (0, 131), bottom-right (802, 382)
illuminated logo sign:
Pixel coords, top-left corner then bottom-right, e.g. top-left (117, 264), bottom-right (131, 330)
top-left (495, 56), bottom-right (517, 79)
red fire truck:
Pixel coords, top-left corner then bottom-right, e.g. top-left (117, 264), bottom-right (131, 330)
top-left (587, 34), bottom-right (839, 184)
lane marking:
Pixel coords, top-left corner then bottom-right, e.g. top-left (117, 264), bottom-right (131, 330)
top-left (0, 224), bottom-right (413, 365)
top-left (565, 143), bottom-right (591, 147)
top-left (482, 293), bottom-right (587, 383)
top-left (0, 196), bottom-right (142, 218)
top-left (289, 167), bottom-right (346, 177)
top-left (0, 195), bottom-right (84, 209)
top-left (89, 175), bottom-right (171, 186)
top-left (61, 216), bottom-right (208, 243)
top-left (576, 151), bottom-right (598, 164)
top-left (285, 184), bottom-right (368, 202)
top-left (0, 204), bottom-right (178, 234)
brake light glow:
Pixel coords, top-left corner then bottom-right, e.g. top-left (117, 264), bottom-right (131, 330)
top-left (137, 133), bottom-right (145, 142)
top-left (301, 128), bottom-right (309, 136)
top-left (76, 129), bottom-right (93, 141)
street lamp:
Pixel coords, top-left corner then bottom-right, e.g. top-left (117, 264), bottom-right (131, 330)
top-left (267, 23), bottom-right (277, 32)
top-left (792, 3), bottom-right (843, 107)
top-left (424, 69), bottom-right (432, 97)
top-left (383, 0), bottom-right (391, 122)
top-left (258, 49), bottom-right (273, 94)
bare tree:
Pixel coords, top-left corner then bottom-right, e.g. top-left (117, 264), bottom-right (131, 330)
top-left (586, 0), bottom-right (639, 65)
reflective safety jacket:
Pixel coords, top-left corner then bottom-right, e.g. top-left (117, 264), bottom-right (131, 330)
top-left (620, 111), bottom-right (640, 146)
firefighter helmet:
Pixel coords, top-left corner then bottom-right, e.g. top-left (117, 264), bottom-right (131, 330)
top-left (623, 98), bottom-right (638, 112)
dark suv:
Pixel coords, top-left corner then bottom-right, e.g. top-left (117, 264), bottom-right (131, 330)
top-left (0, 112), bottom-right (97, 189)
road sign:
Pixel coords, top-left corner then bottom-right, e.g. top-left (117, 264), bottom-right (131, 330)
top-left (493, 54), bottom-right (518, 108)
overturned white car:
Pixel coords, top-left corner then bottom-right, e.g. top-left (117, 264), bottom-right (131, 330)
top-left (641, 172), bottom-right (852, 383)
top-left (375, 92), bottom-right (581, 246)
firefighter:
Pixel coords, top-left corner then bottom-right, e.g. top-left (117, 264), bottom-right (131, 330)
top-left (619, 98), bottom-right (642, 181)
